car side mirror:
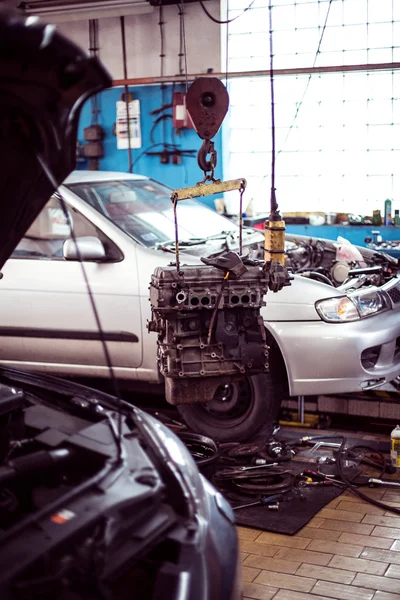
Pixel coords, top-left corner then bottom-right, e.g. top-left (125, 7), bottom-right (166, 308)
top-left (63, 236), bottom-right (106, 261)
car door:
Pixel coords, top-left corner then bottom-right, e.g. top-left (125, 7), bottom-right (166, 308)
top-left (0, 194), bottom-right (142, 378)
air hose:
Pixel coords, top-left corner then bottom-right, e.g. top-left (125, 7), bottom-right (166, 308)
top-left (293, 434), bottom-right (400, 515)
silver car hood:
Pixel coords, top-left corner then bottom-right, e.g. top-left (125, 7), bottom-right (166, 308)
top-left (173, 248), bottom-right (339, 322)
top-left (0, 8), bottom-right (111, 270)
top-left (261, 274), bottom-right (342, 321)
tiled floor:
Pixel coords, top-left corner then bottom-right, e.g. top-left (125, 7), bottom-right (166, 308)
top-left (238, 427), bottom-right (400, 600)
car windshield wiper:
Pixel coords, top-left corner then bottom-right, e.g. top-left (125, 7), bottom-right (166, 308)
top-left (154, 228), bottom-right (260, 251)
top-left (155, 230), bottom-right (238, 249)
top-left (155, 238), bottom-right (207, 249)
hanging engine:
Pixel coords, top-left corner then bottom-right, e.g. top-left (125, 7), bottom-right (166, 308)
top-left (148, 78), bottom-right (290, 405)
top-left (149, 254), bottom-right (287, 404)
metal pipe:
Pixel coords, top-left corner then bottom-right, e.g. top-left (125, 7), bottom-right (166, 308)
top-left (297, 395), bottom-right (305, 424)
top-left (112, 62), bottom-right (400, 87)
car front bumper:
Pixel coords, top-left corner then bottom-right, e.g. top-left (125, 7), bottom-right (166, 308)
top-left (266, 308), bottom-right (400, 396)
top-left (201, 478), bottom-right (242, 600)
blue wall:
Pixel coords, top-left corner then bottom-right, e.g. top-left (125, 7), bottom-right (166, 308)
top-left (78, 84), bottom-right (223, 208)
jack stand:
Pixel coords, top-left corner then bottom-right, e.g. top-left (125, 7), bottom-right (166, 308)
top-left (279, 395), bottom-right (321, 428)
top-left (298, 395), bottom-right (305, 424)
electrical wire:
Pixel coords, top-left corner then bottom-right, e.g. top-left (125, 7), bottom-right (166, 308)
top-left (199, 0), bottom-right (256, 25)
top-left (35, 152), bottom-right (124, 463)
top-left (120, 16), bottom-right (133, 173)
top-left (134, 142), bottom-right (195, 167)
top-left (133, 143), bottom-right (164, 167)
top-left (150, 4), bottom-right (190, 164)
top-left (150, 114), bottom-right (173, 146)
top-left (302, 271), bottom-right (333, 286)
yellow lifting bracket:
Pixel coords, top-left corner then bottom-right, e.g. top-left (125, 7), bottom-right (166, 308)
top-left (170, 178), bottom-right (247, 272)
top-left (170, 177), bottom-right (246, 202)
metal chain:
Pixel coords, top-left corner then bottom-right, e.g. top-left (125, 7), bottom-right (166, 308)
top-left (197, 139), bottom-right (218, 183)
top-left (199, 170), bottom-right (216, 185)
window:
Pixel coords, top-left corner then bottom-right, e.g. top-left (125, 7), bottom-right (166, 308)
top-left (223, 0), bottom-right (400, 215)
top-left (12, 195), bottom-right (106, 260)
top-left (67, 178), bottom-right (238, 248)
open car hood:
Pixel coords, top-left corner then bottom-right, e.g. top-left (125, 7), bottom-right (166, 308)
top-left (0, 8), bottom-right (111, 269)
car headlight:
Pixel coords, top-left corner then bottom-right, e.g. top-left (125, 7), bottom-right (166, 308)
top-left (316, 288), bottom-right (389, 323)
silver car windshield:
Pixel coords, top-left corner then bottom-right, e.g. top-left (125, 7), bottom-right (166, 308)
top-left (66, 179), bottom-right (238, 248)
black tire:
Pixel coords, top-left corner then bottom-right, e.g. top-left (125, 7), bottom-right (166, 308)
top-left (177, 371), bottom-right (282, 443)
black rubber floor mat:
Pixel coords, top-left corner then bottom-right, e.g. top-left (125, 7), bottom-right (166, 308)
top-left (231, 482), bottom-right (343, 535)
top-left (213, 460), bottom-right (345, 535)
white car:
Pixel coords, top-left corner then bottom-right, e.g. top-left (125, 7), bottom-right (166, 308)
top-left (1, 170), bottom-right (400, 441)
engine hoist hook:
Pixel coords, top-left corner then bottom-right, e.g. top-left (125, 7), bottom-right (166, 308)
top-left (197, 139), bottom-right (217, 179)
top-left (185, 77), bottom-right (229, 180)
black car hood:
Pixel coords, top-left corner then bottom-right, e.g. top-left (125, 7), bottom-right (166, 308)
top-left (0, 8), bottom-right (111, 269)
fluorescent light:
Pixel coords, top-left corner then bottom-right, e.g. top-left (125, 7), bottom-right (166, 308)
top-left (18, 0), bottom-right (153, 22)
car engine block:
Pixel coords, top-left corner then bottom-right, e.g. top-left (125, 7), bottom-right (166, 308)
top-left (148, 253), bottom-right (288, 405)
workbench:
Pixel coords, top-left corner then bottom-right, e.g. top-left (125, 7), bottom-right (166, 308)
top-left (243, 216), bottom-right (400, 248)
top-left (285, 224), bottom-right (400, 248)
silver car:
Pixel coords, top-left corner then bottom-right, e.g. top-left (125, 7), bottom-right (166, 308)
top-left (1, 170), bottom-right (399, 441)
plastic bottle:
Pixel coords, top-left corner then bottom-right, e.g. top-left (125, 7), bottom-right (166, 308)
top-left (395, 210), bottom-right (400, 226)
top-left (373, 210), bottom-right (382, 226)
top-left (384, 199), bottom-right (392, 226)
top-left (391, 425), bottom-right (400, 469)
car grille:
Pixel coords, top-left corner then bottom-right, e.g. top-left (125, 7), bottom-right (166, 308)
top-left (361, 345), bottom-right (381, 369)
top-left (388, 286), bottom-right (400, 304)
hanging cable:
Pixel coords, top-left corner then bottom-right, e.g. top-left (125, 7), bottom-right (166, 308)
top-left (120, 16), bottom-right (134, 173)
top-left (177, 3), bottom-right (184, 76)
top-left (263, 0), bottom-right (285, 265)
top-left (180, 0), bottom-right (189, 92)
top-left (159, 4), bottom-right (165, 79)
top-left (253, 0), bottom-right (333, 200)
top-left (268, 0), bottom-right (278, 218)
top-left (199, 0), bottom-right (256, 25)
top-left (225, 0), bottom-right (229, 87)
top-left (277, 0), bottom-right (333, 155)
top-left (35, 153), bottom-right (124, 464)
top-left (88, 19), bottom-right (100, 127)
top-left (158, 5), bottom-right (169, 149)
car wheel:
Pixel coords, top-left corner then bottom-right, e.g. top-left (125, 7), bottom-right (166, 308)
top-left (176, 372), bottom-right (282, 443)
